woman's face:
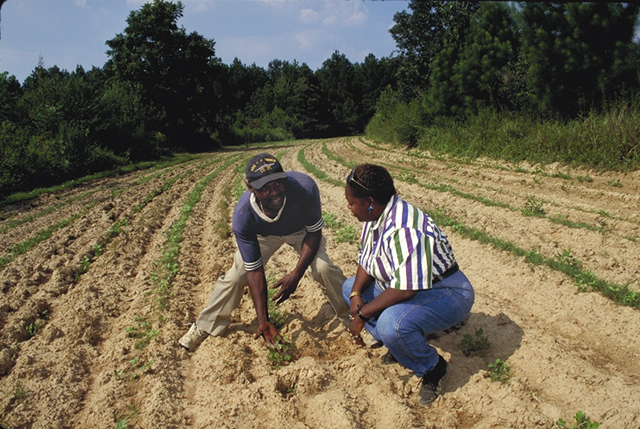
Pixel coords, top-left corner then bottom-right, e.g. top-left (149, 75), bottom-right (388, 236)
top-left (345, 185), bottom-right (371, 222)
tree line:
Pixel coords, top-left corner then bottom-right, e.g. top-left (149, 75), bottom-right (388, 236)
top-left (1, 1), bottom-right (639, 198)
top-left (370, 1), bottom-right (640, 147)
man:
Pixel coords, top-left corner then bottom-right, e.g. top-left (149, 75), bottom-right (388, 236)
top-left (179, 153), bottom-right (351, 351)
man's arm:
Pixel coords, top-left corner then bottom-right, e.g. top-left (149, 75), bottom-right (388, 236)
top-left (272, 229), bottom-right (321, 303)
top-left (247, 267), bottom-right (283, 348)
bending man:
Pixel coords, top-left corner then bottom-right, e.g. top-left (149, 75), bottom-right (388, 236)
top-left (179, 153), bottom-right (350, 351)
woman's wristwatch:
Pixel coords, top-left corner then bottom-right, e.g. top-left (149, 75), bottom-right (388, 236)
top-left (357, 305), bottom-right (369, 322)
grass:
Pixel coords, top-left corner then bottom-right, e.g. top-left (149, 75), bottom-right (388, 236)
top-left (14, 382), bottom-right (25, 402)
top-left (368, 103), bottom-right (640, 171)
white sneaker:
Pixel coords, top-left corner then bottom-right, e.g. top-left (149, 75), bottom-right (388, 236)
top-left (179, 323), bottom-right (208, 352)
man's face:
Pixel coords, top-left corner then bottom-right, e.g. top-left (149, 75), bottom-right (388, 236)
top-left (251, 179), bottom-right (286, 212)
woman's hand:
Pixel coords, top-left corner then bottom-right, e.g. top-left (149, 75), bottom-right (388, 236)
top-left (348, 296), bottom-right (366, 345)
top-left (349, 295), bottom-right (363, 319)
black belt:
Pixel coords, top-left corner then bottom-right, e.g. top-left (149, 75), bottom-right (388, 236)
top-left (435, 263), bottom-right (459, 282)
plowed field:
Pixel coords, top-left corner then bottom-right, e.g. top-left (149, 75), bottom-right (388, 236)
top-left (1, 138), bottom-right (639, 429)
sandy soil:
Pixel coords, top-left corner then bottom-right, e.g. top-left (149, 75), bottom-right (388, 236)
top-left (0, 138), bottom-right (639, 429)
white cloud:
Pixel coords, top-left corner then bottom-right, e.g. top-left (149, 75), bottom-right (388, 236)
top-left (125, 0), bottom-right (150, 8)
top-left (300, 8), bottom-right (320, 24)
top-left (300, 1), bottom-right (369, 28)
top-left (344, 3), bottom-right (367, 27)
top-left (182, 0), bottom-right (213, 13)
top-left (295, 29), bottom-right (326, 51)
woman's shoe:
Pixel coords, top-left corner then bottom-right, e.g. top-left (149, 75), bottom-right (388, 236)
top-left (380, 350), bottom-right (398, 365)
top-left (418, 355), bottom-right (448, 406)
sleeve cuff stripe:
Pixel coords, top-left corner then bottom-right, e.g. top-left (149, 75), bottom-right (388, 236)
top-left (305, 218), bottom-right (324, 232)
top-left (244, 259), bottom-right (263, 271)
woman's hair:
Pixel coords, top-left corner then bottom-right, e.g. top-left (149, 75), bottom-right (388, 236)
top-left (346, 164), bottom-right (396, 204)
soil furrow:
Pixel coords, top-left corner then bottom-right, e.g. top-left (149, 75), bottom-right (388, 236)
top-left (1, 142), bottom-right (638, 429)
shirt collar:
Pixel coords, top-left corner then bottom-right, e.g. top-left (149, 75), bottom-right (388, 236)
top-left (250, 194), bottom-right (287, 223)
top-left (370, 194), bottom-right (397, 231)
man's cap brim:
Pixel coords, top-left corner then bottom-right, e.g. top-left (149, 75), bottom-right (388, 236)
top-left (249, 172), bottom-right (288, 189)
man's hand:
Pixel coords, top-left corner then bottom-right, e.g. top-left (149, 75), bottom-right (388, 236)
top-left (271, 271), bottom-right (302, 304)
top-left (254, 321), bottom-right (284, 349)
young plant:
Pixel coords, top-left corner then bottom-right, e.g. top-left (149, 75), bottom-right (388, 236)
top-left (335, 225), bottom-right (358, 244)
top-left (74, 255), bottom-right (92, 280)
top-left (15, 382), bottom-right (25, 402)
top-left (607, 178), bottom-right (622, 188)
top-left (457, 328), bottom-right (490, 357)
top-left (523, 196), bottom-right (545, 216)
top-left (27, 321), bottom-right (41, 337)
top-left (267, 287), bottom-right (286, 329)
top-left (556, 411), bottom-right (600, 429)
top-left (322, 212), bottom-right (346, 230)
top-left (267, 337), bottom-right (293, 368)
top-left (487, 358), bottom-right (513, 383)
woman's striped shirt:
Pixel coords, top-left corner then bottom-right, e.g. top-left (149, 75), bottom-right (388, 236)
top-left (358, 194), bottom-right (457, 291)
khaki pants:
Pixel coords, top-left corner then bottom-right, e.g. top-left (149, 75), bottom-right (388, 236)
top-left (196, 230), bottom-right (350, 336)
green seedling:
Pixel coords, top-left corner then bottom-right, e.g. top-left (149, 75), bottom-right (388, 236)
top-left (268, 337), bottom-right (293, 368)
top-left (92, 243), bottom-right (104, 257)
top-left (607, 178), bottom-right (622, 188)
top-left (322, 212), bottom-right (346, 230)
top-left (554, 249), bottom-right (583, 271)
top-left (457, 328), bottom-right (490, 357)
top-left (556, 411), bottom-right (600, 429)
top-left (75, 255), bottom-right (92, 280)
top-left (267, 287), bottom-right (286, 329)
top-left (487, 358), bottom-right (513, 383)
top-left (335, 225), bottom-right (357, 244)
top-left (524, 196), bottom-right (545, 216)
top-left (215, 218), bottom-right (230, 239)
top-left (27, 321), bottom-right (41, 337)
top-left (15, 382), bottom-right (25, 402)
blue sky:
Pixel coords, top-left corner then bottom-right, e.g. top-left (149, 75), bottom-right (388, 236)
top-left (0, 0), bottom-right (409, 84)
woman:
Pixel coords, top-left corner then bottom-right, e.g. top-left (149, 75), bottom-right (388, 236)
top-left (342, 164), bottom-right (474, 406)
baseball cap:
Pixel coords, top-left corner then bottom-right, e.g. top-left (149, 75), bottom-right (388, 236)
top-left (245, 153), bottom-right (288, 189)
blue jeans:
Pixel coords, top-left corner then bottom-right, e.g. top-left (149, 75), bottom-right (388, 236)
top-left (342, 271), bottom-right (474, 377)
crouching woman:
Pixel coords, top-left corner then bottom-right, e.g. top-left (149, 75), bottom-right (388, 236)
top-left (342, 164), bottom-right (474, 406)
